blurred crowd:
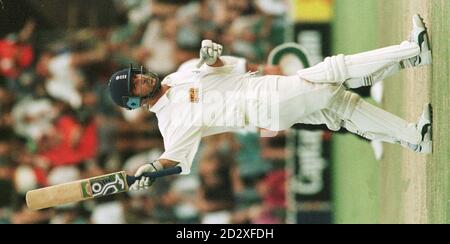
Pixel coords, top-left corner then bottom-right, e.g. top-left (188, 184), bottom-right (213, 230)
top-left (0, 0), bottom-right (290, 224)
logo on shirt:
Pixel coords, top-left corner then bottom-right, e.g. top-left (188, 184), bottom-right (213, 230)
top-left (189, 88), bottom-right (199, 103)
top-left (116, 75), bottom-right (127, 80)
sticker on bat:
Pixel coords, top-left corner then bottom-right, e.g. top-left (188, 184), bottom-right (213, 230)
top-left (81, 172), bottom-right (127, 198)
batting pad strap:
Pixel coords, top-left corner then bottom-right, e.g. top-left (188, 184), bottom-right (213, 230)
top-left (324, 54), bottom-right (348, 82)
top-left (328, 86), bottom-right (361, 120)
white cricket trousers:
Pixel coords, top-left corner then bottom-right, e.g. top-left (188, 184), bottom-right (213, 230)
top-left (247, 41), bottom-right (422, 146)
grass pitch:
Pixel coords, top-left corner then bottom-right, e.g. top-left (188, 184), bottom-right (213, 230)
top-left (332, 0), bottom-right (449, 224)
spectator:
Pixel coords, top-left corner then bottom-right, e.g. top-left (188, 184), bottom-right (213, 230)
top-left (0, 20), bottom-right (35, 85)
top-left (37, 107), bottom-right (98, 167)
top-left (0, 1), bottom-right (293, 224)
top-left (196, 134), bottom-right (243, 224)
top-left (36, 43), bottom-right (107, 109)
top-left (227, 0), bottom-right (287, 62)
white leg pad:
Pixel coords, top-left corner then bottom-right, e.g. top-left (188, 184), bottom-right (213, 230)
top-left (297, 41), bottom-right (420, 84)
top-left (344, 99), bottom-right (421, 145)
top-left (345, 41), bottom-right (419, 78)
top-left (344, 62), bottom-right (401, 88)
top-left (297, 109), bottom-right (344, 131)
top-left (328, 86), bottom-right (361, 119)
top-left (297, 54), bottom-right (348, 83)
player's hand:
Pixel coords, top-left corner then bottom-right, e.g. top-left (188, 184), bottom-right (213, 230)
top-left (129, 162), bottom-right (162, 191)
top-left (197, 39), bottom-right (223, 68)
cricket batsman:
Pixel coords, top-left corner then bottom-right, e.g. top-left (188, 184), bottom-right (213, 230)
top-left (108, 14), bottom-right (432, 191)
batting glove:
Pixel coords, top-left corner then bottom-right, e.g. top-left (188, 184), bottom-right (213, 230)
top-left (197, 39), bottom-right (223, 68)
top-left (129, 161), bottom-right (163, 191)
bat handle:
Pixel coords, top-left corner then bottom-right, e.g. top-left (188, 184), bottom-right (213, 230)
top-left (126, 166), bottom-right (182, 186)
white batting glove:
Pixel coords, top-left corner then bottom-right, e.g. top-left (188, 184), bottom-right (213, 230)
top-left (197, 39), bottom-right (223, 68)
top-left (129, 161), bottom-right (163, 191)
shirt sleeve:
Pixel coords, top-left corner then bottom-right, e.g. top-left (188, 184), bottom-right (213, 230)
top-left (177, 59), bottom-right (199, 72)
top-left (203, 56), bottom-right (247, 75)
top-left (223, 56), bottom-right (247, 74)
top-left (158, 110), bottom-right (203, 175)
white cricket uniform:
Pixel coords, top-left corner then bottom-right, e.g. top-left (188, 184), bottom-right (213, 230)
top-left (153, 41), bottom-right (423, 174)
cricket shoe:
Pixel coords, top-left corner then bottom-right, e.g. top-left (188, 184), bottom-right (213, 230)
top-left (405, 14), bottom-right (432, 68)
top-left (410, 103), bottom-right (433, 154)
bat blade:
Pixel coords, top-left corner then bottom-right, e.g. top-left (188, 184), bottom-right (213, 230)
top-left (26, 171), bottom-right (129, 210)
top-left (26, 166), bottom-right (182, 210)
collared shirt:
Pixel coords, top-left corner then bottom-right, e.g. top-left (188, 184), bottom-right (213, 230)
top-left (151, 56), bottom-right (250, 174)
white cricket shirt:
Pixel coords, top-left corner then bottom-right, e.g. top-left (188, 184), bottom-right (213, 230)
top-left (151, 56), bottom-right (250, 174)
top-left (151, 56), bottom-right (332, 174)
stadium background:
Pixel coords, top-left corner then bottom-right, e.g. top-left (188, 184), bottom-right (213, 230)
top-left (0, 0), bottom-right (448, 224)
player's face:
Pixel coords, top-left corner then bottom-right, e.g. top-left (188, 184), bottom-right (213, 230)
top-left (131, 74), bottom-right (158, 97)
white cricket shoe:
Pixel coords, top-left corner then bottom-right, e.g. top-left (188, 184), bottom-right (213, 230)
top-left (407, 14), bottom-right (432, 67)
top-left (413, 103), bottom-right (432, 154)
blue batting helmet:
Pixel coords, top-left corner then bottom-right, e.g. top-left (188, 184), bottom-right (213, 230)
top-left (108, 64), bottom-right (160, 110)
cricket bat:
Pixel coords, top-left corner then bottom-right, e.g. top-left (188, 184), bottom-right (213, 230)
top-left (26, 166), bottom-right (182, 210)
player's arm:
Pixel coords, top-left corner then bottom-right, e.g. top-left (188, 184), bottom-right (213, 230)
top-left (195, 39), bottom-right (284, 75)
top-left (158, 158), bottom-right (179, 168)
top-left (246, 63), bottom-right (282, 75)
top-left (130, 116), bottom-right (203, 191)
